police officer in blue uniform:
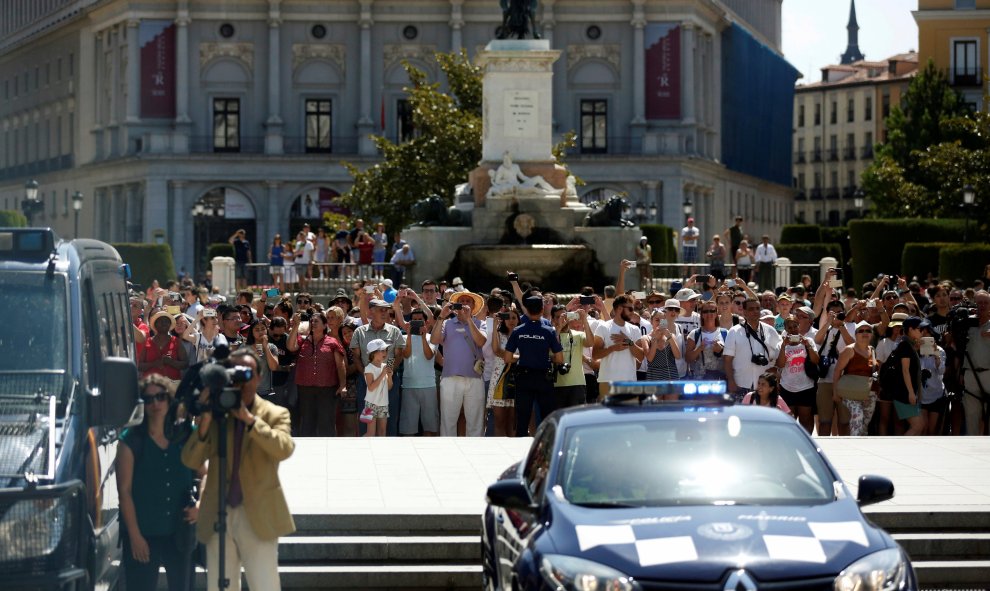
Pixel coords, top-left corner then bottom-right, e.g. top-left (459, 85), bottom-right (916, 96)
top-left (502, 295), bottom-right (564, 436)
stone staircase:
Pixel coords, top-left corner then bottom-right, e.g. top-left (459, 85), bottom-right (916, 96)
top-left (170, 508), bottom-right (990, 590)
top-left (868, 509), bottom-right (990, 589)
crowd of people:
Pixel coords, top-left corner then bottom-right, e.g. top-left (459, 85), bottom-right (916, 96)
top-left (120, 230), bottom-right (990, 591)
top-left (131, 253), bottom-right (990, 441)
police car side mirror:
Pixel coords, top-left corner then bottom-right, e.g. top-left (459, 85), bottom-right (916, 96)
top-left (856, 474), bottom-right (894, 507)
top-left (89, 357), bottom-right (140, 428)
top-left (487, 479), bottom-right (537, 513)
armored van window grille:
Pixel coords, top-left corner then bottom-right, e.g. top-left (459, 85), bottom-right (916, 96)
top-left (580, 99), bottom-right (608, 154)
top-left (213, 98), bottom-right (240, 152)
top-left (305, 99), bottom-right (332, 153)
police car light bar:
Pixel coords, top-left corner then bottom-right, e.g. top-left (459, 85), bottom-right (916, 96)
top-left (604, 380), bottom-right (731, 406)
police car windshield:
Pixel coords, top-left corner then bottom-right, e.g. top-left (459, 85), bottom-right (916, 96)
top-left (559, 418), bottom-right (833, 507)
top-left (0, 272), bottom-right (68, 372)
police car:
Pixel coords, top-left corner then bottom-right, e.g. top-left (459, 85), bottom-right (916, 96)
top-left (482, 381), bottom-right (916, 591)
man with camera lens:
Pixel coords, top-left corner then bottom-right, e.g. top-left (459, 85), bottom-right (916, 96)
top-left (724, 298), bottom-right (782, 401)
top-left (182, 348), bottom-right (295, 591)
top-left (502, 295), bottom-right (564, 436)
top-left (431, 297), bottom-right (487, 436)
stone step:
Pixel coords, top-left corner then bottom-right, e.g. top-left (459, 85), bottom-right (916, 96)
top-left (279, 535), bottom-right (479, 563)
top-left (166, 564), bottom-right (483, 590)
top-left (895, 533), bottom-right (990, 561)
top-left (292, 513), bottom-right (481, 536)
top-left (866, 509), bottom-right (990, 533)
top-left (913, 560), bottom-right (990, 586)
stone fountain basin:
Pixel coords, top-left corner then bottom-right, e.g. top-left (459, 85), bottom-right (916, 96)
top-left (453, 244), bottom-right (601, 292)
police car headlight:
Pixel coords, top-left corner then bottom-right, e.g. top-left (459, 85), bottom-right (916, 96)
top-left (834, 548), bottom-right (911, 591)
top-left (540, 554), bottom-right (641, 591)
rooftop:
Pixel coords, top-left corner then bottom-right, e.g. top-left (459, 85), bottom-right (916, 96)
top-left (797, 51), bottom-right (919, 91)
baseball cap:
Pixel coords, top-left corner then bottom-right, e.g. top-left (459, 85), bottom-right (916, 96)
top-left (888, 312), bottom-right (909, 327)
top-left (902, 316), bottom-right (926, 331)
top-left (367, 339), bottom-right (388, 353)
top-left (382, 279), bottom-right (394, 288)
top-left (664, 298), bottom-right (682, 310)
top-left (369, 298), bottom-right (390, 308)
top-left (675, 288), bottom-right (701, 302)
top-left (760, 309), bottom-right (775, 320)
top-left (452, 277), bottom-right (464, 286)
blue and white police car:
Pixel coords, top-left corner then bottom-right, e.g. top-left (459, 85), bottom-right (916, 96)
top-left (482, 381), bottom-right (916, 591)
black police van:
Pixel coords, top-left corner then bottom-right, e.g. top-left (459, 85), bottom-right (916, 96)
top-left (0, 228), bottom-right (141, 589)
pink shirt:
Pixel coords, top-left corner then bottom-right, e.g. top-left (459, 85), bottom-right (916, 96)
top-left (295, 334), bottom-right (345, 388)
top-left (742, 392), bottom-right (791, 414)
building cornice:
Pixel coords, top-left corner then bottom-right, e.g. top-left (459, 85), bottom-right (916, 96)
top-left (912, 9), bottom-right (990, 21)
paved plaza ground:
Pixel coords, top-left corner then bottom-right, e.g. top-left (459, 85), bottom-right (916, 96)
top-left (280, 436), bottom-right (990, 516)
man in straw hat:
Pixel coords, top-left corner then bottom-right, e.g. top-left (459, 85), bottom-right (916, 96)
top-left (431, 290), bottom-right (487, 436)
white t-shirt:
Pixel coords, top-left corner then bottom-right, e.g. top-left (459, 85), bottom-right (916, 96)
top-left (779, 338), bottom-right (816, 392)
top-left (675, 312), bottom-right (701, 336)
top-left (364, 363), bottom-right (390, 407)
top-left (681, 225), bottom-right (700, 247)
top-left (296, 240), bottom-right (315, 264)
top-left (724, 322), bottom-right (783, 390)
top-left (817, 323), bottom-right (856, 383)
top-left (594, 320), bottom-right (642, 383)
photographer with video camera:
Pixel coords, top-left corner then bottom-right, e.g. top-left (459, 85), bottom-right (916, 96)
top-left (182, 347), bottom-right (295, 591)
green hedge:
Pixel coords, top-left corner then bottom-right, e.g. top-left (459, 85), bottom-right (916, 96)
top-left (112, 243), bottom-right (176, 290)
top-left (902, 243), bottom-right (956, 282)
top-left (849, 219), bottom-right (967, 287)
top-left (938, 244), bottom-right (990, 284)
top-left (779, 224), bottom-right (822, 244)
top-left (0, 210), bottom-right (28, 227)
top-left (639, 224), bottom-right (677, 263)
top-left (207, 243), bottom-right (234, 261)
top-left (776, 243), bottom-right (843, 286)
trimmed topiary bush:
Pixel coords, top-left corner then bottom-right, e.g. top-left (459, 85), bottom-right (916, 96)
top-left (938, 244), bottom-right (990, 285)
top-left (207, 242), bottom-right (234, 261)
top-left (901, 243), bottom-right (956, 282)
top-left (779, 224), bottom-right (822, 244)
top-left (849, 219), bottom-right (966, 288)
top-left (776, 243), bottom-right (843, 286)
top-left (112, 243), bottom-right (176, 290)
top-left (0, 210), bottom-right (28, 227)
top-left (639, 224), bottom-right (677, 263)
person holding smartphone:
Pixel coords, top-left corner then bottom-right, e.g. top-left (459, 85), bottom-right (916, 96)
top-left (400, 308), bottom-right (440, 436)
top-left (776, 316), bottom-right (820, 434)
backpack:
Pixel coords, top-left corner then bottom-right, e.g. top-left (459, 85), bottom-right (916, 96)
top-left (879, 349), bottom-right (902, 393)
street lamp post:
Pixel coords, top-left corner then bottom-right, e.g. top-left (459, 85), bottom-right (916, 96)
top-left (21, 179), bottom-right (42, 226)
top-left (853, 188), bottom-right (865, 218)
top-left (963, 184), bottom-right (975, 243)
top-left (72, 191), bottom-right (84, 237)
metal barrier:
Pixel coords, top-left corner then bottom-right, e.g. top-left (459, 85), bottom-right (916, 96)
top-left (643, 258), bottom-right (833, 293)
top-left (245, 262), bottom-right (390, 295)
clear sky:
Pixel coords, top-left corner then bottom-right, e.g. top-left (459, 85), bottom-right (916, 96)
top-left (782, 0), bottom-right (919, 84)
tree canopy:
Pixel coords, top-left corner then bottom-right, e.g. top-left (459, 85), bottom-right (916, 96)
top-left (861, 59), bottom-right (988, 230)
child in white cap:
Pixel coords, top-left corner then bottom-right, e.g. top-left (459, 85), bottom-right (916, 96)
top-left (363, 338), bottom-right (393, 436)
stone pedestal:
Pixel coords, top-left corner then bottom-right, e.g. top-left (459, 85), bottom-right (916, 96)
top-left (477, 40), bottom-right (559, 163)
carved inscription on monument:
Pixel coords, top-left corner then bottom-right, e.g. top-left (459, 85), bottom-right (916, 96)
top-left (503, 90), bottom-right (538, 138)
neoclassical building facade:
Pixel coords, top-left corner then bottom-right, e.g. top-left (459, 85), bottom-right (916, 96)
top-left (1, 0), bottom-right (797, 276)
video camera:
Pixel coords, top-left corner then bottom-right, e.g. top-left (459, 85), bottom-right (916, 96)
top-left (175, 344), bottom-right (255, 418)
top-left (947, 302), bottom-right (979, 355)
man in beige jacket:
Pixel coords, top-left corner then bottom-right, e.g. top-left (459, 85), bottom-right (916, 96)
top-left (183, 348), bottom-right (295, 591)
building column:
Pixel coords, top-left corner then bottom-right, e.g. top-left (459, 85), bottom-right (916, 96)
top-left (108, 26), bottom-right (120, 128)
top-left (265, 181), bottom-right (281, 258)
top-left (265, 1), bottom-right (284, 154)
top-left (108, 186), bottom-right (123, 242)
top-left (357, 0), bottom-right (376, 155)
top-left (449, 0), bottom-right (464, 52)
top-left (165, 180), bottom-right (186, 268)
top-left (93, 31), bottom-right (105, 159)
top-left (712, 30), bottom-right (722, 162)
top-left (663, 177), bottom-right (684, 231)
top-left (174, 2), bottom-right (191, 153)
top-left (641, 180), bottom-right (659, 224)
top-left (127, 183), bottom-right (143, 241)
top-left (681, 22), bottom-right (696, 126)
top-left (631, 0), bottom-right (647, 127)
top-left (125, 19), bottom-right (140, 125)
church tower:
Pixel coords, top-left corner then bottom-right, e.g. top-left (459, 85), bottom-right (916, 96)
top-left (840, 0), bottom-right (866, 64)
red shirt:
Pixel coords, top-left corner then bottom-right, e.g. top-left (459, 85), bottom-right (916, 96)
top-left (358, 241), bottom-right (374, 265)
top-left (295, 334), bottom-right (345, 388)
top-left (139, 335), bottom-right (183, 380)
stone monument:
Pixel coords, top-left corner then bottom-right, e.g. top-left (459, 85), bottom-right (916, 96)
top-left (403, 38), bottom-right (639, 291)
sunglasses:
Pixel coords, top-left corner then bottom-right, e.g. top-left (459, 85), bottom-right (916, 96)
top-left (142, 391), bottom-right (168, 403)
top-left (297, 299), bottom-right (311, 305)
top-left (883, 296), bottom-right (898, 301)
top-left (701, 310), bottom-right (717, 314)
top-left (856, 329), bottom-right (872, 334)
top-left (733, 300), bottom-right (745, 306)
top-left (647, 300), bottom-right (663, 305)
